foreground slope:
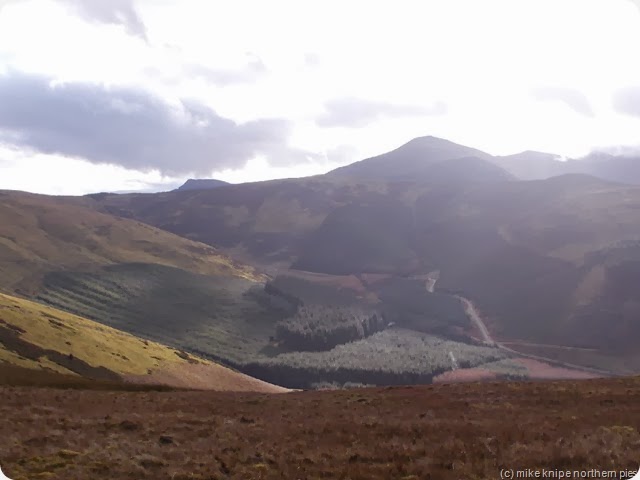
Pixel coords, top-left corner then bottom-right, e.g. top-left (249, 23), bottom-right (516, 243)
top-left (1, 377), bottom-right (638, 479)
top-left (0, 292), bottom-right (287, 392)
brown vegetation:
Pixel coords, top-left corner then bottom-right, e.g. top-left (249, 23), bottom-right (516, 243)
top-left (1, 376), bottom-right (639, 479)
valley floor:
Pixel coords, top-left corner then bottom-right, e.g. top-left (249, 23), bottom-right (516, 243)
top-left (1, 377), bottom-right (639, 479)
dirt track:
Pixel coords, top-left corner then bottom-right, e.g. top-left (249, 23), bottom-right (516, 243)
top-left (455, 295), bottom-right (615, 377)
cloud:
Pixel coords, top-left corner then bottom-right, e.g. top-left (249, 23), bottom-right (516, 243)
top-left (531, 87), bottom-right (595, 116)
top-left (625, 0), bottom-right (640, 13)
top-left (593, 144), bottom-right (640, 157)
top-left (613, 86), bottom-right (640, 117)
top-left (58, 0), bottom-right (147, 40)
top-left (0, 72), bottom-right (316, 176)
top-left (324, 144), bottom-right (358, 163)
top-left (303, 53), bottom-right (320, 67)
top-left (186, 54), bottom-right (268, 86)
top-left (316, 97), bottom-right (447, 128)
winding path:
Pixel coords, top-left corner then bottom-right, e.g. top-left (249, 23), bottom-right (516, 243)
top-left (457, 295), bottom-right (615, 376)
top-left (456, 296), bottom-right (495, 346)
top-left (424, 274), bottom-right (615, 377)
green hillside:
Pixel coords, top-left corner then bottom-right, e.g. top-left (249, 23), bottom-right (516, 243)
top-left (0, 292), bottom-right (286, 392)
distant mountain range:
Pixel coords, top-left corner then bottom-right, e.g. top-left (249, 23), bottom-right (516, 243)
top-left (82, 136), bottom-right (640, 372)
top-left (494, 150), bottom-right (640, 184)
top-left (329, 136), bottom-right (640, 185)
top-left (3, 135), bottom-right (640, 385)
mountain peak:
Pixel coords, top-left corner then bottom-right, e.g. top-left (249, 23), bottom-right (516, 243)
top-left (174, 179), bottom-right (229, 192)
top-left (326, 136), bottom-right (496, 182)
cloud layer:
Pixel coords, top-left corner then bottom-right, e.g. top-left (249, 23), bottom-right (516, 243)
top-left (613, 86), bottom-right (640, 117)
top-left (0, 72), bottom-right (313, 175)
top-left (186, 55), bottom-right (267, 86)
top-left (316, 97), bottom-right (447, 128)
top-left (531, 87), bottom-right (594, 116)
top-left (60, 0), bottom-right (147, 40)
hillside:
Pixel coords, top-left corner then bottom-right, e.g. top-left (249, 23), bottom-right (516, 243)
top-left (0, 292), bottom-right (287, 392)
top-left (88, 176), bottom-right (391, 269)
top-left (1, 376), bottom-right (639, 479)
top-left (0, 190), bottom-right (263, 294)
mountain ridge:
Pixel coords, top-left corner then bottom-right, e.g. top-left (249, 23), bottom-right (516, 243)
top-left (174, 178), bottom-right (230, 192)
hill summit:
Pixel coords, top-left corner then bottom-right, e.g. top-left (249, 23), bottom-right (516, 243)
top-left (327, 136), bottom-right (513, 183)
top-left (175, 178), bottom-right (229, 192)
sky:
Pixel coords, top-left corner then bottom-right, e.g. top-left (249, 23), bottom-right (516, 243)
top-left (0, 0), bottom-right (640, 194)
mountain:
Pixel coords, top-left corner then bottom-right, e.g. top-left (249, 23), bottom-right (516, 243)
top-left (0, 291), bottom-right (286, 392)
top-left (6, 137), bottom-right (640, 378)
top-left (328, 135), bottom-right (640, 186)
top-left (570, 153), bottom-right (640, 185)
top-left (492, 151), bottom-right (566, 180)
top-left (494, 150), bottom-right (640, 185)
top-left (174, 178), bottom-right (230, 192)
top-left (327, 136), bottom-right (513, 183)
top-left (84, 143), bottom-right (640, 374)
top-left (1, 185), bottom-right (533, 388)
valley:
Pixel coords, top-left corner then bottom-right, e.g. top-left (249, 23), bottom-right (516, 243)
top-left (2, 136), bottom-right (640, 389)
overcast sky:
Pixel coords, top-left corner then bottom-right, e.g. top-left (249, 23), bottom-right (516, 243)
top-left (1, 0), bottom-right (640, 194)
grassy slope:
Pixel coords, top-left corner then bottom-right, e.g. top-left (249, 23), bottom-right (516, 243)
top-left (1, 377), bottom-right (639, 479)
top-left (34, 263), bottom-right (284, 366)
top-left (0, 292), bottom-right (286, 392)
top-left (0, 190), bottom-right (263, 294)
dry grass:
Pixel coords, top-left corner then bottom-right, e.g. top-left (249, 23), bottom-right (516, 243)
top-left (0, 292), bottom-right (286, 392)
top-left (1, 376), bottom-right (639, 479)
top-left (0, 292), bottom-right (198, 376)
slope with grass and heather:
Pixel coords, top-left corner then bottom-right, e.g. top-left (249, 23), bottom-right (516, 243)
top-left (33, 263), bottom-right (284, 366)
top-left (0, 291), bottom-right (287, 392)
top-left (0, 190), bottom-right (263, 295)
